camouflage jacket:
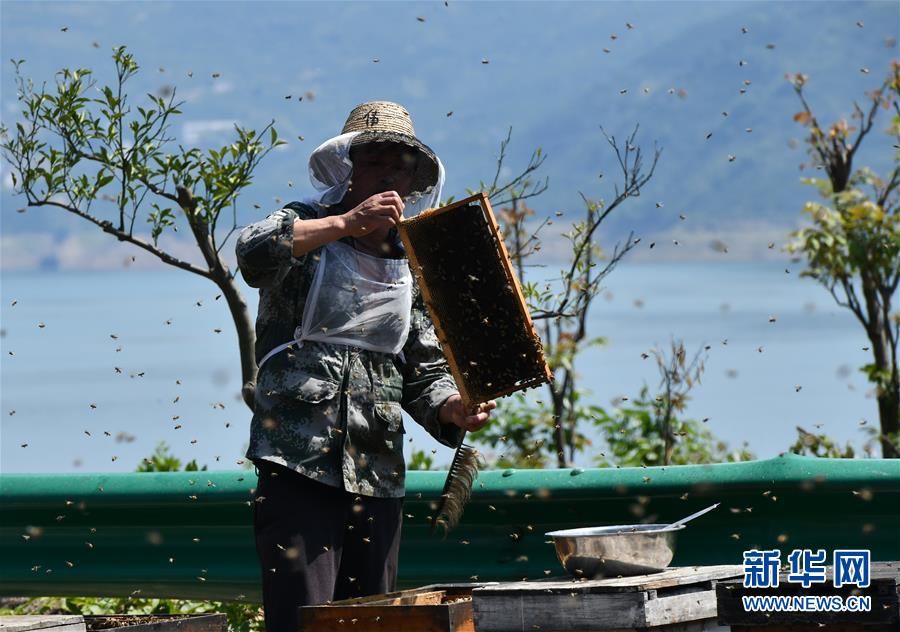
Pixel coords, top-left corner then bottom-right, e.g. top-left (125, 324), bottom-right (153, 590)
top-left (236, 201), bottom-right (463, 498)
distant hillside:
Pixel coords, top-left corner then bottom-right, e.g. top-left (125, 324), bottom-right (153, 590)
top-left (2, 1), bottom-right (897, 266)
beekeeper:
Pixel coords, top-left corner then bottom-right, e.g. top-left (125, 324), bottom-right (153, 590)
top-left (236, 100), bottom-right (496, 631)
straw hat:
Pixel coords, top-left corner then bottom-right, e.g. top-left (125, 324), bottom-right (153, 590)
top-left (341, 101), bottom-right (440, 196)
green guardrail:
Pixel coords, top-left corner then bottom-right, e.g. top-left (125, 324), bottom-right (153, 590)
top-left (1, 454), bottom-right (898, 603)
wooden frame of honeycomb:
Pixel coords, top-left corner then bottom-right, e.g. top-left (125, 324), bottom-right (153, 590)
top-left (399, 192), bottom-right (552, 411)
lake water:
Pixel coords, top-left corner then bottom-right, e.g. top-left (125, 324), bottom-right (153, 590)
top-left (0, 261), bottom-right (877, 474)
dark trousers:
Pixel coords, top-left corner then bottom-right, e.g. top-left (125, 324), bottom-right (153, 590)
top-left (252, 460), bottom-right (403, 632)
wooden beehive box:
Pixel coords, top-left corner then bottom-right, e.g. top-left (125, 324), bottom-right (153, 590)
top-left (0, 616), bottom-right (85, 632)
top-left (716, 561), bottom-right (900, 631)
top-left (399, 192), bottom-right (552, 410)
top-left (0, 614), bottom-right (226, 632)
top-left (297, 583), bottom-right (490, 632)
top-left (80, 615), bottom-right (226, 631)
top-left (473, 565), bottom-right (744, 631)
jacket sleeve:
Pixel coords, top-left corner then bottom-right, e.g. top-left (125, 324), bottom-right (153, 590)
top-left (235, 206), bottom-right (307, 288)
top-left (399, 282), bottom-right (464, 449)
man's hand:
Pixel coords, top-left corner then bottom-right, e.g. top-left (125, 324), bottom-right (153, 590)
top-left (339, 191), bottom-right (405, 238)
top-left (438, 394), bottom-right (497, 432)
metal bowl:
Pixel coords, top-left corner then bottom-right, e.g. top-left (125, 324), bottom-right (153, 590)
top-left (545, 523), bottom-right (685, 578)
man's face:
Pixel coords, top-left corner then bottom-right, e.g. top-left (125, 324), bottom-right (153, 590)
top-left (344, 142), bottom-right (418, 210)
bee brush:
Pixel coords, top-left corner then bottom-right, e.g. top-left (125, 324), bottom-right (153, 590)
top-left (431, 402), bottom-right (483, 534)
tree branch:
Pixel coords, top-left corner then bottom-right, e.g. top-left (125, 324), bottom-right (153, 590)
top-left (30, 198), bottom-right (212, 278)
top-left (553, 134), bottom-right (659, 319)
top-left (830, 277), bottom-right (867, 328)
top-left (792, 83), bottom-right (832, 175)
top-left (877, 164), bottom-right (900, 210)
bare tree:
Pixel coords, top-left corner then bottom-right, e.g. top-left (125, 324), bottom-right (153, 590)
top-left (473, 125), bottom-right (661, 468)
top-left (651, 341), bottom-right (706, 465)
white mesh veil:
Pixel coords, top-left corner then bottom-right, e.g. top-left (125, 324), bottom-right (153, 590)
top-left (301, 131), bottom-right (445, 218)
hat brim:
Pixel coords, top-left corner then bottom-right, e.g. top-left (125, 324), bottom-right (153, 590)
top-left (349, 131), bottom-right (439, 197)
